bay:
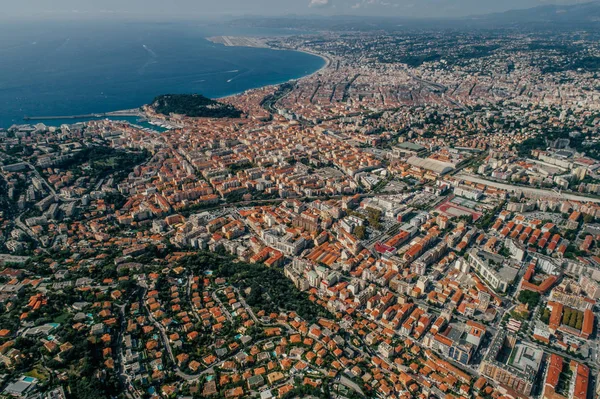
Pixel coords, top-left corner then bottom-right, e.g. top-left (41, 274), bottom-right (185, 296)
top-left (0, 21), bottom-right (324, 128)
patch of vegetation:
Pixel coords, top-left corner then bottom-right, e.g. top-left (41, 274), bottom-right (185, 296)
top-left (180, 252), bottom-right (331, 324)
top-left (24, 367), bottom-right (48, 381)
top-left (354, 225), bottom-right (366, 240)
top-left (476, 201), bottom-right (506, 230)
top-left (3, 144), bottom-right (34, 157)
top-left (518, 290), bottom-right (540, 309)
top-left (562, 307), bottom-right (584, 330)
top-left (515, 135), bottom-right (546, 158)
top-left (53, 146), bottom-right (149, 182)
top-left (228, 161), bottom-right (255, 174)
top-left (516, 128), bottom-right (600, 160)
top-left (564, 242), bottom-right (587, 260)
top-left (69, 375), bottom-right (119, 399)
top-left (103, 191), bottom-right (128, 209)
top-left (556, 368), bottom-right (573, 397)
top-left (151, 94), bottom-right (242, 118)
top-left (540, 307), bottom-right (551, 324)
top-left (509, 310), bottom-right (528, 322)
top-left (541, 56), bottom-right (600, 74)
top-left (365, 207), bottom-right (382, 230)
top-left (261, 82), bottom-right (294, 115)
top-left (0, 174), bottom-right (26, 218)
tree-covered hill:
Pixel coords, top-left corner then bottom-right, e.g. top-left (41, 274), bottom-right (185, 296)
top-left (151, 94), bottom-right (242, 118)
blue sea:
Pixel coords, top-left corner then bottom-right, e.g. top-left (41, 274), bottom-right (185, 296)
top-left (0, 21), bottom-right (324, 128)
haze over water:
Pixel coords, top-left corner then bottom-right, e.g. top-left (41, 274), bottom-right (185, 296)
top-left (0, 21), bottom-right (324, 128)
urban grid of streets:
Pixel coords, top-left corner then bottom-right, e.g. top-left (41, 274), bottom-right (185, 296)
top-left (1, 25), bottom-right (600, 399)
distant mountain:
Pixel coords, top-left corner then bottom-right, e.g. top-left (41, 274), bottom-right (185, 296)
top-left (227, 2), bottom-right (600, 31)
top-left (468, 1), bottom-right (600, 26)
top-left (226, 15), bottom-right (421, 32)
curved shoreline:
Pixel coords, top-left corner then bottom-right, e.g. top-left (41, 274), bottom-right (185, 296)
top-left (215, 43), bottom-right (331, 100)
top-left (7, 39), bottom-right (327, 128)
top-left (295, 48), bottom-right (332, 77)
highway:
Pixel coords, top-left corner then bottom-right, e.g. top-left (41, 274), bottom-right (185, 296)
top-left (456, 173), bottom-right (600, 203)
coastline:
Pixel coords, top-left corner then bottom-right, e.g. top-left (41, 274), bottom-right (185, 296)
top-left (212, 37), bottom-right (331, 100)
top-left (206, 35), bottom-right (332, 77)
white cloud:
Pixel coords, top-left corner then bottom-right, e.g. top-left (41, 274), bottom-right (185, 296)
top-left (309, 0), bottom-right (330, 8)
top-left (349, 0), bottom-right (393, 9)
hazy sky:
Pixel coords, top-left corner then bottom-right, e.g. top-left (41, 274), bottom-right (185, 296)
top-left (3, 0), bottom-right (594, 19)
